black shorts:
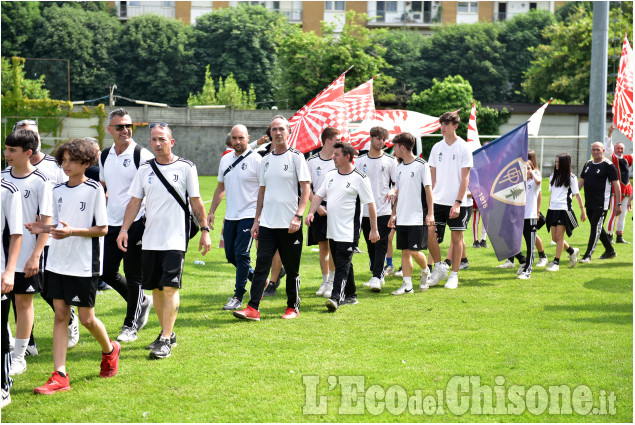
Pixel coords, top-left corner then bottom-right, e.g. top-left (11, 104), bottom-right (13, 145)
top-left (396, 225), bottom-right (427, 251)
top-left (46, 271), bottom-right (98, 308)
top-left (142, 250), bottom-right (185, 290)
top-left (308, 213), bottom-right (328, 245)
top-left (433, 204), bottom-right (470, 232)
top-left (13, 272), bottom-right (42, 295)
top-left (546, 209), bottom-right (578, 237)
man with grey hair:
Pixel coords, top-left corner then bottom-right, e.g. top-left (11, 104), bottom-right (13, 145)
top-left (100, 108), bottom-right (154, 343)
top-left (208, 124), bottom-right (262, 310)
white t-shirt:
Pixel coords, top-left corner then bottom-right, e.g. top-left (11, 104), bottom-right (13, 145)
top-left (355, 152), bottom-right (398, 217)
top-left (316, 168), bottom-right (374, 243)
top-left (549, 173), bottom-right (579, 211)
top-left (259, 148), bottom-right (311, 229)
top-left (525, 170), bottom-right (541, 219)
top-left (428, 137), bottom-right (473, 206)
top-left (1, 179), bottom-right (23, 274)
top-left (46, 179), bottom-right (108, 277)
top-left (394, 158), bottom-right (432, 226)
top-left (307, 152), bottom-right (336, 202)
top-left (1, 168), bottom-right (53, 273)
top-left (99, 141), bottom-right (154, 226)
top-left (217, 149), bottom-right (261, 220)
top-left (33, 154), bottom-right (68, 185)
top-left (129, 157), bottom-right (201, 252)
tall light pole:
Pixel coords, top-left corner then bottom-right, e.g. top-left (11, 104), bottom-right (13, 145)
top-left (587, 1), bottom-right (609, 158)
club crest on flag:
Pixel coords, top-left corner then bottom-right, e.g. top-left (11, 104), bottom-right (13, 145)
top-left (491, 158), bottom-right (527, 206)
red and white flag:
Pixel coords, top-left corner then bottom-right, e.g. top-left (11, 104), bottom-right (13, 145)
top-left (466, 101), bottom-right (481, 153)
top-left (527, 98), bottom-right (552, 137)
top-left (344, 77), bottom-right (376, 122)
top-left (613, 33), bottom-right (633, 141)
top-left (288, 67), bottom-right (352, 153)
top-left (349, 110), bottom-right (442, 151)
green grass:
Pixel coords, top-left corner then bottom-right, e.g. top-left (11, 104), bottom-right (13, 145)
top-left (4, 176), bottom-right (632, 422)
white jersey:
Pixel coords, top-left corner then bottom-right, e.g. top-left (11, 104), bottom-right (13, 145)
top-left (355, 152), bottom-right (398, 217)
top-left (549, 173), bottom-right (579, 211)
top-left (307, 152), bottom-right (336, 202)
top-left (1, 179), bottom-right (23, 274)
top-left (218, 149), bottom-right (261, 220)
top-left (99, 141), bottom-right (154, 226)
top-left (259, 148), bottom-right (311, 229)
top-left (316, 168), bottom-right (374, 243)
top-left (1, 168), bottom-right (53, 273)
top-left (525, 171), bottom-right (541, 219)
top-left (394, 158), bottom-right (432, 226)
top-left (46, 179), bottom-right (108, 277)
top-left (129, 157), bottom-right (200, 252)
top-left (33, 154), bottom-right (68, 186)
top-left (429, 137), bottom-right (473, 206)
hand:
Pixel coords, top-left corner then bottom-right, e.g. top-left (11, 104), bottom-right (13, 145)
top-left (628, 198), bottom-right (632, 212)
top-left (425, 213), bottom-right (435, 227)
top-left (317, 206), bottom-right (327, 217)
top-left (450, 203), bottom-right (460, 219)
top-left (257, 135), bottom-right (269, 146)
top-left (25, 215), bottom-right (45, 234)
top-left (24, 255), bottom-right (40, 278)
top-left (1, 270), bottom-right (15, 294)
top-left (199, 231), bottom-right (211, 256)
top-left (116, 231), bottom-right (129, 252)
top-left (207, 211), bottom-right (215, 230)
top-left (288, 215), bottom-right (301, 234)
top-left (384, 189), bottom-right (396, 204)
top-left (388, 216), bottom-right (396, 228)
top-left (305, 213), bottom-right (314, 227)
top-left (608, 124), bottom-right (615, 137)
top-left (580, 211), bottom-right (587, 222)
top-left (369, 229), bottom-right (380, 243)
top-left (50, 220), bottom-right (72, 240)
top-left (615, 204), bottom-right (622, 217)
top-left (251, 222), bottom-right (259, 240)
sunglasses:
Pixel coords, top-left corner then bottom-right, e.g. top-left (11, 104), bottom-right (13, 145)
top-left (111, 123), bottom-right (133, 131)
top-left (149, 122), bottom-right (169, 129)
top-left (13, 119), bottom-right (38, 132)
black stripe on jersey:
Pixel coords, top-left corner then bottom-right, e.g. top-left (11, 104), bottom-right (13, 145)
top-left (41, 155), bottom-right (57, 162)
top-left (357, 153), bottom-right (369, 159)
top-left (307, 153), bottom-right (321, 161)
top-left (54, 182), bottom-right (65, 189)
top-left (177, 158), bottom-right (195, 167)
top-left (289, 147), bottom-right (303, 156)
top-left (414, 157), bottom-right (427, 165)
top-left (1, 179), bottom-right (19, 194)
top-left (84, 179), bottom-right (101, 189)
top-left (353, 168), bottom-right (367, 178)
top-left (33, 169), bottom-right (49, 182)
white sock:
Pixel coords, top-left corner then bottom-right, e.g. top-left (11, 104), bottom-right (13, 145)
top-left (403, 277), bottom-right (412, 288)
top-left (322, 274), bottom-right (329, 284)
top-left (13, 338), bottom-right (29, 359)
top-left (450, 271), bottom-right (458, 278)
top-left (328, 271), bottom-right (335, 283)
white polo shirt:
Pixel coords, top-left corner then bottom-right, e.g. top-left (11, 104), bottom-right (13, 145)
top-left (99, 141), bottom-right (154, 226)
top-left (429, 137), bottom-right (473, 206)
top-left (549, 173), bottom-right (579, 211)
top-left (307, 152), bottom-right (336, 201)
top-left (525, 171), bottom-right (541, 219)
top-left (355, 152), bottom-right (398, 217)
top-left (395, 158), bottom-right (432, 226)
top-left (217, 149), bottom-right (261, 220)
top-left (1, 178), bottom-right (23, 274)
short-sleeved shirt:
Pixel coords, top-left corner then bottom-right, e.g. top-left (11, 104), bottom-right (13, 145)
top-left (355, 152), bottom-right (398, 217)
top-left (428, 137), bottom-right (473, 206)
top-left (307, 152), bottom-right (336, 202)
top-left (33, 154), bottom-right (68, 186)
top-left (217, 149), bottom-right (261, 220)
top-left (46, 179), bottom-right (108, 277)
top-left (525, 171), bottom-right (541, 219)
top-left (259, 148), bottom-right (311, 229)
top-left (549, 173), bottom-right (579, 211)
top-left (1, 168), bottom-right (53, 273)
top-left (394, 158), bottom-right (432, 226)
top-left (316, 168), bottom-right (374, 243)
top-left (580, 159), bottom-right (618, 210)
top-left (129, 157), bottom-right (200, 252)
top-left (1, 178), bottom-right (23, 274)
top-left (99, 141), bottom-right (154, 226)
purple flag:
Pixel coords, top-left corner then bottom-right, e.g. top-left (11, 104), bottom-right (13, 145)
top-left (469, 123), bottom-right (529, 261)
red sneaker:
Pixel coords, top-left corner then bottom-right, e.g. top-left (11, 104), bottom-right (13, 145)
top-left (34, 371), bottom-right (71, 395)
top-left (233, 306), bottom-right (260, 321)
top-left (100, 340), bottom-right (121, 378)
top-left (281, 308), bottom-right (299, 319)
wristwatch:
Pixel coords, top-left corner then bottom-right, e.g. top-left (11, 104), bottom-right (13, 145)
top-left (200, 226), bottom-right (210, 232)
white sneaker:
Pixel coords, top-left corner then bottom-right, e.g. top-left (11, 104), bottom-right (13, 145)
top-left (380, 277), bottom-right (385, 286)
top-left (546, 261), bottom-right (560, 272)
top-left (9, 356), bottom-right (26, 376)
top-left (535, 256), bottom-right (548, 267)
top-left (518, 272), bottom-right (531, 280)
top-left (568, 248), bottom-right (579, 267)
top-left (444, 274), bottom-right (459, 289)
top-left (323, 282), bottom-right (333, 298)
top-left (391, 283), bottom-right (413, 295)
top-left (516, 264), bottom-right (526, 275)
top-left (316, 282), bottom-right (327, 296)
top-left (369, 277), bottom-right (382, 292)
top-left (362, 279), bottom-right (372, 287)
top-left (383, 265), bottom-right (395, 276)
top-left (1, 388), bottom-right (10, 408)
top-left (420, 271), bottom-right (430, 291)
top-left (578, 256), bottom-right (592, 264)
top-left (117, 325), bottom-right (138, 343)
top-left (428, 264), bottom-right (448, 287)
top-left (394, 267), bottom-right (403, 277)
top-left (25, 343), bottom-right (38, 356)
top-left (68, 313), bottom-right (80, 349)
top-left (498, 259), bottom-right (514, 269)
top-left (458, 261), bottom-right (469, 270)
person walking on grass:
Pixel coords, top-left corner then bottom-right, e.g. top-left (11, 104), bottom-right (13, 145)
top-left (26, 139), bottom-right (120, 394)
top-left (545, 153), bottom-right (586, 272)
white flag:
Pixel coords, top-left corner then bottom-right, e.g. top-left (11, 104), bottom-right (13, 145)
top-left (527, 99), bottom-right (552, 136)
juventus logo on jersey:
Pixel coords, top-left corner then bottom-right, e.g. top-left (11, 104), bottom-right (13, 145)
top-left (264, 162), bottom-right (269, 172)
top-left (173, 174), bottom-right (179, 182)
top-left (284, 164), bottom-right (289, 171)
top-left (24, 189), bottom-right (30, 198)
top-left (123, 159), bottom-right (131, 167)
top-left (411, 172), bottom-right (415, 178)
top-left (346, 182), bottom-right (351, 188)
top-left (80, 202), bottom-right (86, 211)
top-left (452, 154), bottom-right (456, 160)
top-left (381, 166), bottom-right (385, 172)
top-left (596, 169), bottom-right (600, 174)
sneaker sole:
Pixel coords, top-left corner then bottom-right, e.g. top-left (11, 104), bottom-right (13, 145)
top-left (34, 386), bottom-right (71, 395)
top-left (370, 286), bottom-right (381, 293)
top-left (149, 352), bottom-right (171, 359)
top-left (232, 312), bottom-right (260, 321)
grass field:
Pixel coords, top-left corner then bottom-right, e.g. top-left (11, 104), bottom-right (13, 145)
top-left (3, 175), bottom-right (632, 422)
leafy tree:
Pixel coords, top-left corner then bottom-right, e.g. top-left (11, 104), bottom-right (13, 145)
top-left (187, 65), bottom-right (217, 106)
top-left (28, 4), bottom-right (120, 101)
top-left (114, 14), bottom-right (197, 106)
top-left (408, 75), bottom-right (510, 155)
top-left (192, 5), bottom-right (290, 107)
top-left (1, 1), bottom-right (41, 56)
top-left (39, 1), bottom-right (114, 14)
top-left (1, 56), bottom-right (50, 100)
top-left (188, 66), bottom-right (256, 109)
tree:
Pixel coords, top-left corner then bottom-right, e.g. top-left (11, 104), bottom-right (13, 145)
top-left (192, 5), bottom-right (290, 107)
top-left (1, 57), bottom-right (50, 100)
top-left (1, 1), bottom-right (41, 56)
top-left (188, 66), bottom-right (256, 109)
top-left (114, 14), bottom-right (197, 106)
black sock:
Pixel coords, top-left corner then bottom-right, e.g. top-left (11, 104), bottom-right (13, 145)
top-left (538, 251), bottom-right (546, 259)
top-left (444, 259), bottom-right (452, 267)
top-left (566, 247), bottom-right (574, 255)
top-left (553, 258), bottom-right (560, 264)
top-left (57, 371), bottom-right (66, 378)
top-left (461, 257), bottom-right (468, 263)
top-left (427, 265), bottom-right (433, 272)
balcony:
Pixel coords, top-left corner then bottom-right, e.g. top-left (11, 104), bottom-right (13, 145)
top-left (274, 8), bottom-right (303, 23)
top-left (117, 1), bottom-right (176, 20)
top-left (369, 11), bottom-right (441, 27)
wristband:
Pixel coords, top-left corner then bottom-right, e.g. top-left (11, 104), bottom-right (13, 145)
top-left (295, 214), bottom-right (303, 219)
top-left (455, 200), bottom-right (462, 204)
top-left (119, 229), bottom-right (128, 234)
top-left (617, 203), bottom-right (622, 206)
top-left (200, 226), bottom-right (210, 232)
top-left (69, 228), bottom-right (73, 237)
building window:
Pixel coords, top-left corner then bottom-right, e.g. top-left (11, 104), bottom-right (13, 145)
top-left (128, 0), bottom-right (138, 6)
top-left (385, 1), bottom-right (397, 12)
top-left (325, 1), bottom-right (345, 11)
top-left (457, 2), bottom-right (478, 13)
top-left (162, 1), bottom-right (172, 7)
top-left (497, 2), bottom-right (507, 21)
top-left (529, 2), bottom-right (537, 9)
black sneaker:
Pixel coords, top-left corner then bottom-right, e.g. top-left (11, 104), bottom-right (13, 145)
top-left (263, 281), bottom-right (278, 297)
top-left (325, 299), bottom-right (338, 312)
top-left (616, 235), bottom-right (629, 244)
top-left (472, 241), bottom-right (480, 248)
top-left (145, 332), bottom-right (176, 350)
top-left (136, 294), bottom-right (153, 331)
top-left (480, 239), bottom-right (488, 248)
top-left (599, 251), bottom-right (617, 260)
top-left (341, 296), bottom-right (358, 306)
top-left (150, 337), bottom-right (171, 359)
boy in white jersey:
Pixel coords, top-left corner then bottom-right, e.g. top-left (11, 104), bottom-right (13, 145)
top-left (307, 142), bottom-right (379, 311)
top-left (356, 127), bottom-right (398, 292)
top-left (26, 139), bottom-right (120, 394)
top-left (388, 133), bottom-right (434, 294)
top-left (2, 130), bottom-right (53, 376)
top-left (1, 178), bottom-right (23, 407)
top-left (306, 127), bottom-right (339, 297)
top-left (427, 112), bottom-right (473, 289)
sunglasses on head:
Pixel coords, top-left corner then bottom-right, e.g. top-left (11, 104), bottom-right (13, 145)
top-left (111, 123), bottom-right (133, 131)
top-left (13, 119), bottom-right (38, 132)
top-left (149, 122), bottom-right (169, 129)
